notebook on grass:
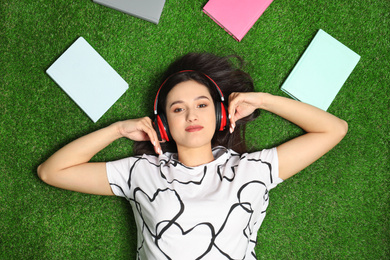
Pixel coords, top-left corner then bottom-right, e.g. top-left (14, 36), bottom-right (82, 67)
top-left (46, 37), bottom-right (128, 122)
top-left (203, 0), bottom-right (274, 41)
top-left (93, 0), bottom-right (166, 24)
top-left (281, 29), bottom-right (360, 111)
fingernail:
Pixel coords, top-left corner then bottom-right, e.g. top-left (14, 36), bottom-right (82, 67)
top-left (228, 114), bottom-right (231, 119)
top-left (153, 141), bottom-right (156, 146)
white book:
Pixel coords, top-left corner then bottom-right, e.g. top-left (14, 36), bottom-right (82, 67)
top-left (281, 29), bottom-right (360, 111)
top-left (46, 37), bottom-right (128, 122)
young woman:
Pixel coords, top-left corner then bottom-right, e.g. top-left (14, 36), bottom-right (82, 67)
top-left (38, 53), bottom-right (348, 259)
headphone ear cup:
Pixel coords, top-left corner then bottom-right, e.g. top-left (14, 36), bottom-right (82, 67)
top-left (155, 113), bottom-right (171, 142)
top-left (154, 117), bottom-right (162, 141)
top-left (215, 102), bottom-right (229, 131)
top-left (219, 102), bottom-right (229, 131)
top-left (215, 102), bottom-right (222, 131)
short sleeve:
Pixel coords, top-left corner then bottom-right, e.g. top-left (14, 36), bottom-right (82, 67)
top-left (106, 157), bottom-right (135, 199)
top-left (247, 147), bottom-right (283, 190)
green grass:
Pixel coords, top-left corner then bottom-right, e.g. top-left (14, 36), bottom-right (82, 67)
top-left (1, 0), bottom-right (389, 259)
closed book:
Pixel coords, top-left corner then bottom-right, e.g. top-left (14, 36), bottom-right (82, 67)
top-left (93, 0), bottom-right (165, 24)
top-left (46, 37), bottom-right (128, 122)
top-left (281, 29), bottom-right (360, 111)
top-left (203, 0), bottom-right (274, 41)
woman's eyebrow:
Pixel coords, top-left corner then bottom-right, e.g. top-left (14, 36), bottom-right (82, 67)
top-left (169, 96), bottom-right (211, 108)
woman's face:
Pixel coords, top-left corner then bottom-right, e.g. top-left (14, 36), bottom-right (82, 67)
top-left (165, 80), bottom-right (216, 151)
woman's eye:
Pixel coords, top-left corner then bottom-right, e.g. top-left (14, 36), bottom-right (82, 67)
top-left (173, 108), bottom-right (183, 113)
top-left (198, 104), bottom-right (207, 108)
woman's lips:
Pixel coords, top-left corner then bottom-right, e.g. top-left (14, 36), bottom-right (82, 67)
top-left (185, 125), bottom-right (204, 132)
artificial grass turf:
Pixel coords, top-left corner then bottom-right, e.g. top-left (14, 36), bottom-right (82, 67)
top-left (1, 0), bottom-right (389, 259)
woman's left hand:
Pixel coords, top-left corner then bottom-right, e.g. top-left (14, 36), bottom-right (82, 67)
top-left (228, 92), bottom-right (263, 132)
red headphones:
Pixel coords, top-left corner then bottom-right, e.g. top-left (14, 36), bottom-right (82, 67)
top-left (153, 70), bottom-right (229, 141)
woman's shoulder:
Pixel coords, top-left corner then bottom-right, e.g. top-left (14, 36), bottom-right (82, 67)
top-left (243, 147), bottom-right (278, 160)
top-left (218, 146), bottom-right (278, 161)
top-left (107, 153), bottom-right (161, 168)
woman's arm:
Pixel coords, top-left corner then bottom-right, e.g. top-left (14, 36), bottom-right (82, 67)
top-left (37, 117), bottom-right (162, 195)
top-left (228, 92), bottom-right (348, 180)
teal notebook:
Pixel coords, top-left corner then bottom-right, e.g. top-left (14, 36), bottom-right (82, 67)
top-left (281, 29), bottom-right (360, 111)
top-left (46, 37), bottom-right (128, 122)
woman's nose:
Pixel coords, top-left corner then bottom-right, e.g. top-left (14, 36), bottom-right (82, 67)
top-left (186, 108), bottom-right (198, 122)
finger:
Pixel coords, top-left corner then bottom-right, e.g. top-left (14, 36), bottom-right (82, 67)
top-left (142, 117), bottom-right (162, 155)
top-left (228, 109), bottom-right (236, 134)
top-left (228, 93), bottom-right (240, 132)
top-left (227, 92), bottom-right (238, 115)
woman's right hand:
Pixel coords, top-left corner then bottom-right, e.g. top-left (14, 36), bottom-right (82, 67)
top-left (116, 117), bottom-right (162, 155)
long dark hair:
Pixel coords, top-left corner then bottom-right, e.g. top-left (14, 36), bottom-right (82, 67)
top-left (134, 53), bottom-right (259, 155)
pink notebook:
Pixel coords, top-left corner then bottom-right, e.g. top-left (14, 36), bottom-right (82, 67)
top-left (203, 0), bottom-right (274, 41)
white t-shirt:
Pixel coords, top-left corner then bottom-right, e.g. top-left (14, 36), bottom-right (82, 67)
top-left (106, 146), bottom-right (283, 260)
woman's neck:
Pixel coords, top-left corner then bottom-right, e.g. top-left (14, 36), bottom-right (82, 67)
top-left (177, 145), bottom-right (215, 167)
